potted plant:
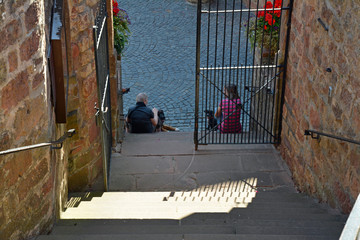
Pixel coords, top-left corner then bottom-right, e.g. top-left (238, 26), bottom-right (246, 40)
top-left (112, 0), bottom-right (131, 57)
top-left (247, 0), bottom-right (282, 57)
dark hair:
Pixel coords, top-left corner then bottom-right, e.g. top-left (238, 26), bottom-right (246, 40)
top-left (224, 84), bottom-right (240, 100)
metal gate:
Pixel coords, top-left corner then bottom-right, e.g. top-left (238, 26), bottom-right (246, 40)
top-left (93, 0), bottom-right (112, 190)
top-left (195, 0), bottom-right (293, 148)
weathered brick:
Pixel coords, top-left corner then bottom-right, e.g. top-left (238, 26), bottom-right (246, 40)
top-left (32, 71), bottom-right (44, 89)
top-left (334, 181), bottom-right (352, 213)
top-left (42, 174), bottom-right (54, 197)
top-left (1, 70), bottom-right (29, 112)
top-left (25, 1), bottom-right (40, 31)
top-left (0, 28), bottom-right (9, 53)
top-left (7, 19), bottom-right (23, 44)
top-left (79, 50), bottom-right (95, 68)
top-left (68, 167), bottom-right (90, 192)
top-left (0, 204), bottom-right (5, 227)
top-left (83, 93), bottom-right (98, 120)
top-left (91, 152), bottom-right (103, 180)
top-left (0, 131), bottom-right (11, 152)
top-left (78, 63), bottom-right (94, 80)
top-left (80, 72), bottom-right (96, 98)
top-left (72, 11), bottom-right (92, 33)
top-left (17, 158), bottom-right (49, 201)
top-left (78, 33), bottom-right (92, 53)
top-left (75, 149), bottom-right (94, 169)
top-left (66, 110), bottom-right (80, 140)
top-left (331, 102), bottom-right (343, 120)
top-left (349, 175), bottom-right (359, 200)
top-left (72, 43), bottom-right (80, 58)
top-left (4, 151), bottom-right (32, 188)
top-left (88, 116), bottom-right (100, 143)
top-left (20, 30), bottom-right (41, 61)
top-left (9, 0), bottom-right (24, 14)
top-left (8, 50), bottom-right (18, 73)
top-left (13, 96), bottom-right (45, 140)
top-left (0, 58), bottom-right (7, 84)
top-left (320, 4), bottom-right (333, 24)
top-left (309, 105), bottom-right (320, 129)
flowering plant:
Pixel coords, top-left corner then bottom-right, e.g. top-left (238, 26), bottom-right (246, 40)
top-left (113, 0), bottom-right (131, 55)
top-left (247, 0), bottom-right (282, 55)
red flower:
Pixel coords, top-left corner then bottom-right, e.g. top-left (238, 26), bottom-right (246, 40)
top-left (274, 10), bottom-right (281, 17)
top-left (113, 0), bottom-right (119, 16)
top-left (113, 0), bottom-right (118, 8)
top-left (113, 8), bottom-right (120, 16)
top-left (273, 0), bottom-right (282, 17)
top-left (257, 10), bottom-right (265, 17)
top-left (265, 13), bottom-right (275, 25)
top-left (274, 0), bottom-right (282, 8)
top-left (264, 25), bottom-right (267, 30)
top-left (264, 1), bottom-right (273, 9)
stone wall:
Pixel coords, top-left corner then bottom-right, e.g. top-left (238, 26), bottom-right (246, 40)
top-left (280, 0), bottom-right (360, 213)
top-left (65, 0), bottom-right (113, 192)
top-left (0, 0), bottom-right (118, 238)
top-left (0, 0), bottom-right (59, 239)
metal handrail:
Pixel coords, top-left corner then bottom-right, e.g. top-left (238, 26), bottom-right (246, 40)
top-left (0, 129), bottom-right (76, 156)
top-left (305, 129), bottom-right (360, 146)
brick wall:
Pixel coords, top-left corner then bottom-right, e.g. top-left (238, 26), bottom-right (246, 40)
top-left (64, 0), bottom-right (109, 192)
top-left (0, 0), bottom-right (118, 238)
top-left (280, 0), bottom-right (360, 213)
top-left (0, 0), bottom-right (58, 239)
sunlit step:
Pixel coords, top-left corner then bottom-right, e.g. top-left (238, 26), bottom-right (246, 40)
top-left (76, 196), bottom-right (255, 205)
top-left (168, 193), bottom-right (256, 202)
top-left (67, 192), bottom-right (256, 203)
top-left (70, 201), bottom-right (249, 211)
top-left (61, 202), bottom-right (248, 219)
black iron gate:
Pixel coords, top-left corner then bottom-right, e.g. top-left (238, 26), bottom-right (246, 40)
top-left (93, 0), bottom-right (112, 190)
top-left (195, 0), bottom-right (293, 148)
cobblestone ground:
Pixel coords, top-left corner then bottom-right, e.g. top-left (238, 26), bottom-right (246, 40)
top-left (120, 0), bottom-right (198, 132)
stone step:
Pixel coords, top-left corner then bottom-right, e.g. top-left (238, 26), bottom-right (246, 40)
top-left (37, 234), bottom-right (184, 240)
top-left (49, 222), bottom-right (344, 236)
top-left (68, 191), bottom-right (317, 202)
top-left (186, 212), bottom-right (345, 222)
top-left (186, 218), bottom-right (346, 228)
top-left (48, 224), bottom-right (342, 236)
top-left (50, 225), bottom-right (235, 235)
top-left (36, 233), bottom-right (339, 240)
top-left (235, 225), bottom-right (343, 235)
top-left (66, 196), bottom-right (327, 211)
top-left (65, 201), bottom-right (328, 215)
top-left (56, 218), bottom-right (345, 228)
top-left (70, 195), bottom-right (256, 204)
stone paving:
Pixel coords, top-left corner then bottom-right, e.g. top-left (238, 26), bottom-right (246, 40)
top-left (120, 0), bottom-right (198, 132)
top-left (119, 0), bottom-right (255, 133)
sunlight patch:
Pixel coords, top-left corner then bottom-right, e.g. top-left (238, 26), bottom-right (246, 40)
top-left (61, 178), bottom-right (257, 219)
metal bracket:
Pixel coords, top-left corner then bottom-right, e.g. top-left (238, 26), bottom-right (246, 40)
top-left (50, 129), bottom-right (76, 150)
top-left (317, 18), bottom-right (329, 31)
top-left (245, 86), bottom-right (273, 94)
top-left (304, 130), bottom-right (320, 140)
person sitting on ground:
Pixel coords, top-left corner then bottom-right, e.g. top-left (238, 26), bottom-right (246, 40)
top-left (214, 84), bottom-right (242, 133)
top-left (126, 93), bottom-right (159, 133)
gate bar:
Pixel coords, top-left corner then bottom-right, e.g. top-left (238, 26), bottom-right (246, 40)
top-left (200, 65), bottom-right (280, 70)
top-left (194, 0), bottom-right (202, 150)
top-left (202, 7), bottom-right (289, 14)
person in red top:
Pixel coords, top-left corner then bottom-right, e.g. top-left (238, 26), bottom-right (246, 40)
top-left (215, 84), bottom-right (242, 133)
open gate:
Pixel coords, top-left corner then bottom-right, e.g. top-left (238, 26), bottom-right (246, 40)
top-left (93, 0), bottom-right (112, 190)
top-left (195, 0), bottom-right (293, 148)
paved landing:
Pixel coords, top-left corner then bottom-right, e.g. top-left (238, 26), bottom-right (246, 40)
top-left (120, 0), bottom-right (198, 131)
top-left (110, 132), bottom-right (295, 192)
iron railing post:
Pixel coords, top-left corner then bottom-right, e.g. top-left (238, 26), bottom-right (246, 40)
top-left (194, 0), bottom-right (202, 150)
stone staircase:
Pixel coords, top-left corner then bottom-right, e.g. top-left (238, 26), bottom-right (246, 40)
top-left (36, 190), bottom-right (347, 240)
top-left (36, 133), bottom-right (347, 239)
